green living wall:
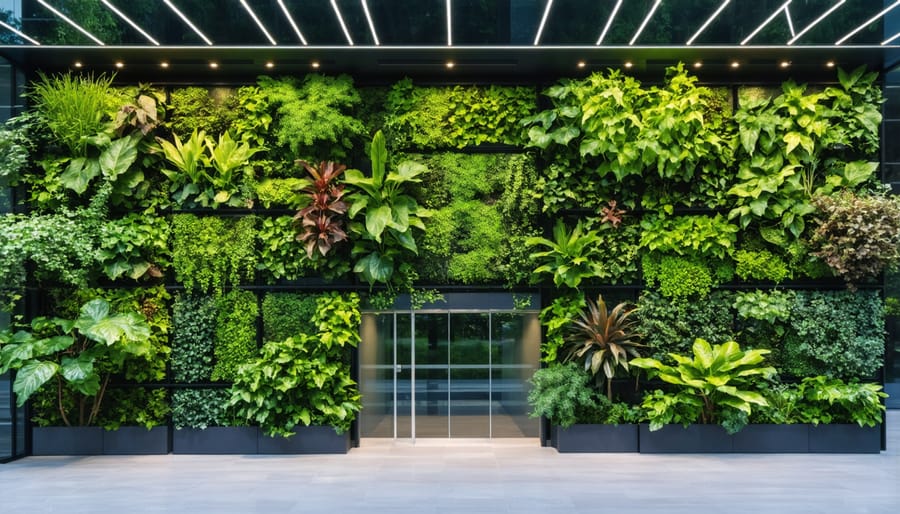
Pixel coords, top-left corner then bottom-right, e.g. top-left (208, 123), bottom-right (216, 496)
top-left (0, 64), bottom-right (894, 438)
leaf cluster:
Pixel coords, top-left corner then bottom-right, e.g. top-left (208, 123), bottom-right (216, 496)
top-left (293, 160), bottom-right (349, 259)
top-left (171, 214), bottom-right (257, 295)
top-left (539, 293), bottom-right (586, 363)
top-left (256, 216), bottom-right (317, 283)
top-left (756, 377), bottom-right (886, 427)
top-left (170, 294), bottom-right (217, 383)
top-left (98, 213), bottom-right (170, 281)
top-left (262, 293), bottom-right (319, 343)
top-left (211, 290), bottom-right (259, 382)
top-left (636, 291), bottom-right (735, 361)
top-left (171, 388), bottom-right (236, 429)
top-left (733, 249), bottom-right (791, 283)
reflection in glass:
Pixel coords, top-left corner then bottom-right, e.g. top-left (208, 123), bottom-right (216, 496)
top-left (359, 313), bottom-right (394, 437)
top-left (491, 313), bottom-right (540, 437)
top-left (414, 313), bottom-right (448, 437)
top-left (449, 313), bottom-right (490, 437)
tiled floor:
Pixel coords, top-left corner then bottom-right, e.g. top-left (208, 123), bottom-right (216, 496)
top-left (1, 412), bottom-right (897, 514)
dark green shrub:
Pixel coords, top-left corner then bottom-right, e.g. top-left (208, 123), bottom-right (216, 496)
top-left (262, 293), bottom-right (319, 342)
top-left (171, 294), bottom-right (217, 383)
top-left (211, 290), bottom-right (259, 382)
top-left (636, 291), bottom-right (735, 360)
top-left (167, 86), bottom-right (231, 137)
top-left (171, 389), bottom-right (236, 429)
top-left (97, 389), bottom-right (169, 430)
top-left (783, 290), bottom-right (884, 379)
top-left (256, 216), bottom-right (316, 283)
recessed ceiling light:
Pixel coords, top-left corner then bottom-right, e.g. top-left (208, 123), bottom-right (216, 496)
top-left (731, 61), bottom-right (740, 68)
top-left (74, 61), bottom-right (82, 68)
top-left (446, 61), bottom-right (455, 69)
top-left (160, 61), bottom-right (169, 68)
top-left (826, 60), bottom-right (835, 68)
top-left (780, 60), bottom-right (791, 68)
top-left (693, 61), bottom-right (703, 68)
top-left (577, 61), bottom-right (586, 68)
top-left (209, 61), bottom-right (218, 69)
top-left (624, 61), bottom-right (633, 68)
top-left (114, 61), bottom-right (124, 69)
top-left (311, 61), bottom-right (320, 69)
top-left (265, 61), bottom-right (275, 69)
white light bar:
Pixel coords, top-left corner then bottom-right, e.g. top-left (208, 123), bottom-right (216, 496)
top-left (446, 0), bottom-right (452, 46)
top-left (629, 0), bottom-right (662, 46)
top-left (741, 0), bottom-right (792, 45)
top-left (331, 0), bottom-right (354, 45)
top-left (785, 6), bottom-right (796, 37)
top-left (788, 0), bottom-right (845, 45)
top-left (277, 0), bottom-right (307, 45)
top-left (533, 0), bottom-right (554, 46)
top-left (361, 0), bottom-right (379, 45)
top-left (100, 0), bottom-right (159, 45)
top-left (686, 0), bottom-right (730, 46)
top-left (240, 0), bottom-right (276, 45)
top-left (836, 0), bottom-right (900, 45)
top-left (163, 0), bottom-right (212, 45)
top-left (596, 0), bottom-right (622, 45)
top-left (36, 0), bottom-right (104, 45)
top-left (884, 31), bottom-right (900, 45)
top-left (0, 20), bottom-right (40, 45)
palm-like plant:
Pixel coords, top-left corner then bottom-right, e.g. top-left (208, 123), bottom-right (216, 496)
top-left (562, 294), bottom-right (644, 400)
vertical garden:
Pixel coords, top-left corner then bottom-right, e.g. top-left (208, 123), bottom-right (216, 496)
top-left (0, 63), bottom-right (895, 452)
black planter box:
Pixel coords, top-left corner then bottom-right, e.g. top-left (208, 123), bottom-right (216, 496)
top-left (731, 424), bottom-right (809, 453)
top-left (552, 424), bottom-right (638, 453)
top-left (102, 426), bottom-right (168, 455)
top-left (808, 424), bottom-right (881, 454)
top-left (33, 427), bottom-right (104, 455)
top-left (639, 424), bottom-right (733, 453)
top-left (258, 426), bottom-right (351, 454)
top-left (172, 427), bottom-right (259, 454)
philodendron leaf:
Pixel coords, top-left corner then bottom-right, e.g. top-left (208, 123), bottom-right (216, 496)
top-left (61, 354), bottom-right (94, 383)
top-left (59, 157), bottom-right (101, 194)
top-left (99, 135), bottom-right (140, 180)
top-left (354, 252), bottom-right (394, 285)
top-left (366, 205), bottom-right (393, 242)
top-left (12, 361), bottom-right (59, 406)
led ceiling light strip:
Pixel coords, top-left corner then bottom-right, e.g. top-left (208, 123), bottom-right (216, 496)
top-left (629, 0), bottom-right (662, 46)
top-left (162, 0), bottom-right (212, 45)
top-left (595, 0), bottom-right (622, 45)
top-left (100, 0), bottom-right (159, 45)
top-left (277, 0), bottom-right (307, 45)
top-left (36, 0), bottom-right (104, 45)
top-left (883, 31), bottom-right (900, 45)
top-left (446, 0), bottom-right (452, 46)
top-left (788, 0), bottom-right (845, 44)
top-left (686, 0), bottom-right (730, 46)
top-left (361, 0), bottom-right (380, 45)
top-left (533, 0), bottom-right (554, 46)
top-left (0, 21), bottom-right (40, 45)
top-left (331, 0), bottom-right (354, 45)
top-left (240, 0), bottom-right (276, 45)
top-left (784, 6), bottom-right (796, 37)
top-left (740, 0), bottom-right (791, 45)
top-left (836, 0), bottom-right (900, 45)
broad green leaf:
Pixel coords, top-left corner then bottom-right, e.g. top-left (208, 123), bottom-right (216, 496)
top-left (60, 157), bottom-right (101, 194)
top-left (365, 205), bottom-right (393, 241)
top-left (370, 130), bottom-right (388, 186)
top-left (32, 335), bottom-right (74, 356)
top-left (61, 354), bottom-right (94, 383)
top-left (99, 135), bottom-right (139, 180)
top-left (354, 252), bottom-right (394, 285)
top-left (12, 361), bottom-right (59, 406)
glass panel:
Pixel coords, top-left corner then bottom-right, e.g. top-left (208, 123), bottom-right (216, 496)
top-left (886, 272), bottom-right (900, 408)
top-left (414, 313), bottom-right (448, 437)
top-left (491, 313), bottom-right (540, 438)
top-left (449, 313), bottom-right (490, 438)
top-left (885, 121), bottom-right (900, 163)
top-left (359, 313), bottom-right (395, 437)
top-left (397, 313), bottom-right (413, 438)
top-left (1, 311), bottom-right (10, 460)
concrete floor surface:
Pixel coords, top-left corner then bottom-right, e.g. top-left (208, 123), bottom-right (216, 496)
top-left (1, 411), bottom-right (897, 514)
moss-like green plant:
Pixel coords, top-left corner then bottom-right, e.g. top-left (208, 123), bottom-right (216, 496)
top-left (734, 249), bottom-right (791, 283)
top-left (262, 293), bottom-right (319, 342)
top-left (171, 214), bottom-right (257, 295)
top-left (171, 294), bottom-right (217, 383)
top-left (211, 290), bottom-right (259, 382)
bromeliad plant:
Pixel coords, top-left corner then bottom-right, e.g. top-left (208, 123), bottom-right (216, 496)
top-left (562, 294), bottom-right (644, 400)
top-left (631, 339), bottom-right (776, 434)
top-left (0, 299), bottom-right (151, 427)
top-left (292, 160), bottom-right (349, 259)
top-left (344, 130), bottom-right (429, 287)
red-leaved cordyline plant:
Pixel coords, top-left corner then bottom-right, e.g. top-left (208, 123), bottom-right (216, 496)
top-left (293, 160), bottom-right (349, 258)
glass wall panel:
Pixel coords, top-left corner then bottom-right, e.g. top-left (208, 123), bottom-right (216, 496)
top-left (449, 313), bottom-right (490, 437)
top-left (491, 313), bottom-right (541, 437)
top-left (414, 314), bottom-right (448, 437)
top-left (359, 313), bottom-right (395, 437)
top-left (397, 313), bottom-right (413, 438)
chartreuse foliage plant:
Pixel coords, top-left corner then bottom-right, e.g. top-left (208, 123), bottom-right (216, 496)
top-left (756, 376), bottom-right (886, 427)
top-left (0, 299), bottom-right (151, 427)
top-left (385, 79), bottom-right (536, 149)
top-left (211, 290), bottom-right (258, 382)
top-left (728, 66), bottom-right (882, 239)
top-left (808, 191), bottom-right (900, 287)
top-left (344, 131), bottom-right (428, 288)
top-left (171, 214), bottom-right (257, 295)
top-left (228, 293), bottom-right (361, 437)
top-left (632, 339), bottom-right (776, 434)
top-left (258, 74), bottom-right (365, 161)
top-left (527, 220), bottom-right (604, 289)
